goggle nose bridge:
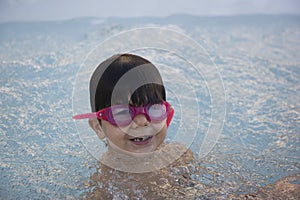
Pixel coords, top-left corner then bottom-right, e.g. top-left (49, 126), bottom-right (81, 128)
top-left (129, 106), bottom-right (151, 121)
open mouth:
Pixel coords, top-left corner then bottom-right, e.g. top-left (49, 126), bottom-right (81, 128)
top-left (129, 136), bottom-right (153, 145)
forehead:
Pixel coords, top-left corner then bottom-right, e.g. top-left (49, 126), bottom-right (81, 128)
top-left (110, 85), bottom-right (163, 106)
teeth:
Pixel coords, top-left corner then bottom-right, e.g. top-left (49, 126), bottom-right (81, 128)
top-left (133, 138), bottom-right (142, 142)
top-left (131, 136), bottom-right (150, 142)
top-left (134, 137), bottom-right (145, 142)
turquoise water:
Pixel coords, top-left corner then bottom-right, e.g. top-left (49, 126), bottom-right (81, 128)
top-left (0, 15), bottom-right (299, 199)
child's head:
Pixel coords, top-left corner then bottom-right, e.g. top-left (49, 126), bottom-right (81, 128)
top-left (90, 53), bottom-right (166, 112)
top-left (74, 53), bottom-right (174, 153)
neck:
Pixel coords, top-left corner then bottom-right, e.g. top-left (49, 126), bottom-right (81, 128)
top-left (100, 139), bottom-right (188, 173)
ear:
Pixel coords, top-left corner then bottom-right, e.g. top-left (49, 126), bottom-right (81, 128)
top-left (88, 118), bottom-right (106, 140)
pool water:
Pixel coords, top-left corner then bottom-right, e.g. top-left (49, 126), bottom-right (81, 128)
top-left (0, 15), bottom-right (299, 199)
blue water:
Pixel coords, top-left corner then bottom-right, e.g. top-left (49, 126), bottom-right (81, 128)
top-left (0, 15), bottom-right (299, 199)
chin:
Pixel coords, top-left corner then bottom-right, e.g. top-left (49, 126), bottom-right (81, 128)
top-left (130, 144), bottom-right (157, 153)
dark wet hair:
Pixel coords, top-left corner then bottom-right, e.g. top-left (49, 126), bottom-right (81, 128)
top-left (89, 53), bottom-right (166, 112)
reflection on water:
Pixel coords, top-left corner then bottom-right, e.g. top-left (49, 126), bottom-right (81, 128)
top-left (0, 15), bottom-right (299, 199)
top-left (84, 159), bottom-right (299, 199)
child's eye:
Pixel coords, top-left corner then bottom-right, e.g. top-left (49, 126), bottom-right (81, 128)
top-left (148, 104), bottom-right (166, 117)
top-left (112, 108), bottom-right (130, 116)
top-left (111, 108), bottom-right (131, 121)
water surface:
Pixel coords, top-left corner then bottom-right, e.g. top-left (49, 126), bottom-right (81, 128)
top-left (0, 15), bottom-right (299, 199)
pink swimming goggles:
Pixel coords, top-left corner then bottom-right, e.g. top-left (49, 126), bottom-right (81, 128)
top-left (73, 101), bottom-right (174, 127)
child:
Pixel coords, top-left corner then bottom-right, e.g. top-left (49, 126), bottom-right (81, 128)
top-left (73, 54), bottom-right (299, 199)
top-left (73, 53), bottom-right (197, 198)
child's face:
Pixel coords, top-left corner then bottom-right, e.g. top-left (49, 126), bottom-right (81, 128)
top-left (101, 114), bottom-right (168, 153)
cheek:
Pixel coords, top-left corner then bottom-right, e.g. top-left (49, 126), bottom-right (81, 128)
top-left (155, 127), bottom-right (167, 148)
top-left (101, 121), bottom-right (118, 136)
top-left (151, 119), bottom-right (167, 133)
top-left (101, 121), bottom-right (127, 141)
top-left (157, 125), bottom-right (168, 139)
top-left (100, 122), bottom-right (109, 134)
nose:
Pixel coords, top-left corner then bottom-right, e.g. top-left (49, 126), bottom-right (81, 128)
top-left (132, 114), bottom-right (150, 128)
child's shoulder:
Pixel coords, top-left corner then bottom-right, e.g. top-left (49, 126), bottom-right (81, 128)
top-left (86, 143), bottom-right (197, 199)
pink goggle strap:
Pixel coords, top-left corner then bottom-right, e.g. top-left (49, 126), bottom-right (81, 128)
top-left (72, 112), bottom-right (98, 120)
